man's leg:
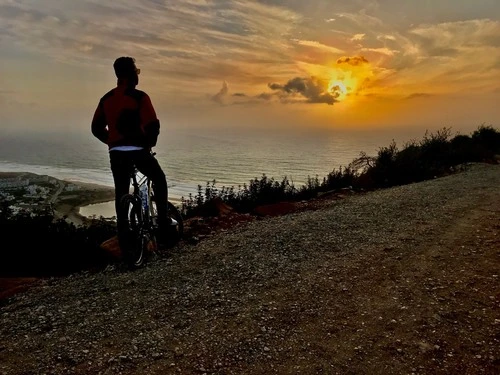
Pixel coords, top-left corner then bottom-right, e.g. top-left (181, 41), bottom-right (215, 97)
top-left (110, 151), bottom-right (133, 229)
top-left (133, 150), bottom-right (170, 239)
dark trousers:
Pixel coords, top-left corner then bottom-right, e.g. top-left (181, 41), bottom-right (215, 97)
top-left (109, 149), bottom-right (169, 234)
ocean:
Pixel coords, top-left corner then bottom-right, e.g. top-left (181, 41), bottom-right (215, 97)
top-left (0, 126), bottom-right (430, 218)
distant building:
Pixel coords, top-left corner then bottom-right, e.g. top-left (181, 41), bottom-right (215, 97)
top-left (0, 177), bottom-right (29, 190)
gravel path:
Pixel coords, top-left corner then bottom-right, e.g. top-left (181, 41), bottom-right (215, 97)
top-left (1, 162), bottom-right (499, 375)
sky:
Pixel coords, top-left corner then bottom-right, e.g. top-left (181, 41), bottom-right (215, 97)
top-left (1, 0), bottom-right (499, 137)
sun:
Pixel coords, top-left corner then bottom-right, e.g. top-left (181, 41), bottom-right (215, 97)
top-left (328, 80), bottom-right (349, 101)
top-left (325, 57), bottom-right (375, 102)
top-left (327, 71), bottom-right (357, 101)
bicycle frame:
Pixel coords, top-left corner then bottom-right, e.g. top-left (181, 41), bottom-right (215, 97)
top-left (129, 169), bottom-right (157, 230)
top-left (118, 153), bottom-right (183, 268)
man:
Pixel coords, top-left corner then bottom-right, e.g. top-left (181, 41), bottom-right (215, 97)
top-left (91, 56), bottom-right (173, 247)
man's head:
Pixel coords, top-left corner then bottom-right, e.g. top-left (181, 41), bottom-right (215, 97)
top-left (113, 56), bottom-right (140, 84)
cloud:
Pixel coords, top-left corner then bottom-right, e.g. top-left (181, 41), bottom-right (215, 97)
top-left (360, 47), bottom-right (396, 56)
top-left (212, 54), bottom-right (377, 106)
top-left (210, 75), bottom-right (340, 106)
top-left (268, 76), bottom-right (338, 105)
top-left (351, 33), bottom-right (365, 41)
top-left (257, 92), bottom-right (274, 101)
top-left (380, 18), bottom-right (500, 95)
top-left (334, 11), bottom-right (384, 28)
top-left (2, 0), bottom-right (500, 115)
top-left (210, 82), bottom-right (262, 106)
top-left (337, 56), bottom-right (369, 66)
top-left (294, 39), bottom-right (344, 54)
top-left (409, 19), bottom-right (500, 57)
top-left (378, 34), bottom-right (396, 41)
top-left (211, 81), bottom-right (229, 105)
top-left (0, 0), bottom-right (301, 92)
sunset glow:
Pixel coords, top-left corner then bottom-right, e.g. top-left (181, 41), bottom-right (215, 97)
top-left (328, 80), bottom-right (349, 101)
top-left (0, 0), bottom-right (498, 134)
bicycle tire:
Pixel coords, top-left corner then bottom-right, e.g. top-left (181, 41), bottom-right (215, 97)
top-left (150, 194), bottom-right (184, 248)
top-left (167, 201), bottom-right (184, 245)
top-left (118, 193), bottom-right (146, 269)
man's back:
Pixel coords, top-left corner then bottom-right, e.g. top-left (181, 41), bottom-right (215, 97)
top-left (91, 85), bottom-right (160, 149)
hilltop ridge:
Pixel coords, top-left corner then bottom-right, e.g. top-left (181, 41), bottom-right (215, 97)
top-left (1, 163), bottom-right (499, 374)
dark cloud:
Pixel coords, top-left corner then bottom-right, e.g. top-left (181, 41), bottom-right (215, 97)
top-left (210, 76), bottom-right (340, 106)
top-left (336, 55), bottom-right (368, 66)
top-left (257, 92), bottom-right (274, 100)
top-left (268, 76), bottom-right (338, 105)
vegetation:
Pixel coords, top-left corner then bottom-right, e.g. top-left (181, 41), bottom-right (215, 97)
top-left (181, 124), bottom-right (500, 218)
top-left (0, 124), bottom-right (498, 277)
top-left (0, 203), bottom-right (116, 277)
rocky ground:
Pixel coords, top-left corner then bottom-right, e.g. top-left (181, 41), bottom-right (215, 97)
top-left (0, 163), bottom-right (499, 375)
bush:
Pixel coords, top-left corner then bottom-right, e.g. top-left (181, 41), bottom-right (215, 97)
top-left (181, 124), bottom-right (500, 217)
top-left (0, 205), bottom-right (116, 277)
top-left (352, 125), bottom-right (499, 189)
top-left (471, 124), bottom-right (500, 156)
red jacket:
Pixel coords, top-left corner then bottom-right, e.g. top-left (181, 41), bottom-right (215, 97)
top-left (91, 84), bottom-right (160, 149)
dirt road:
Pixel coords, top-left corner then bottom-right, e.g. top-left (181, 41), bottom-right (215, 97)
top-left (0, 163), bottom-right (499, 374)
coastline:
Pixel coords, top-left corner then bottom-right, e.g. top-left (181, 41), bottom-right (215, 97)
top-left (54, 191), bottom-right (115, 225)
top-left (53, 180), bottom-right (116, 226)
top-left (0, 171), bottom-right (115, 226)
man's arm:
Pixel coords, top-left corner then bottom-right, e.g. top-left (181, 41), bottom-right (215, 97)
top-left (140, 94), bottom-right (160, 147)
top-left (91, 101), bottom-right (109, 145)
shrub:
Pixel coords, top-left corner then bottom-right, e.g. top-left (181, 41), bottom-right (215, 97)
top-left (471, 124), bottom-right (500, 156)
top-left (0, 205), bottom-right (116, 277)
top-left (181, 124), bottom-right (499, 216)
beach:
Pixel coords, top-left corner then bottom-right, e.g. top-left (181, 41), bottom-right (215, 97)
top-left (54, 181), bottom-right (115, 225)
top-left (0, 172), bottom-right (115, 226)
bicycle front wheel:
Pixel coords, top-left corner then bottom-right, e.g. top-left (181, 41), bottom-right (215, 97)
top-left (118, 193), bottom-right (146, 269)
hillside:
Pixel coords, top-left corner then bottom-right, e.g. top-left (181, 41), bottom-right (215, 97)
top-left (1, 163), bottom-right (499, 375)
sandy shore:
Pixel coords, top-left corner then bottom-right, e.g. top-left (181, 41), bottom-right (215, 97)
top-left (0, 172), bottom-right (115, 226)
top-left (54, 180), bottom-right (116, 225)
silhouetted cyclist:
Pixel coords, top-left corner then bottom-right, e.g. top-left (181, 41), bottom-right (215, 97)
top-left (91, 56), bottom-right (173, 247)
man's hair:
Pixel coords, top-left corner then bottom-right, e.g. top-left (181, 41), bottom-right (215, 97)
top-left (113, 57), bottom-right (137, 79)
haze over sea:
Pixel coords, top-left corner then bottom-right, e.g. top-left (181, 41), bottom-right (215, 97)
top-left (0, 125), bottom-right (443, 217)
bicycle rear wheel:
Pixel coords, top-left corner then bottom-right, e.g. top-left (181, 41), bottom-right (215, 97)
top-left (118, 194), bottom-right (146, 269)
top-left (166, 201), bottom-right (184, 246)
top-left (150, 194), bottom-right (184, 248)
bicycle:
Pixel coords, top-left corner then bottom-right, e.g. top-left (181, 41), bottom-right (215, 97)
top-left (117, 157), bottom-right (184, 269)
